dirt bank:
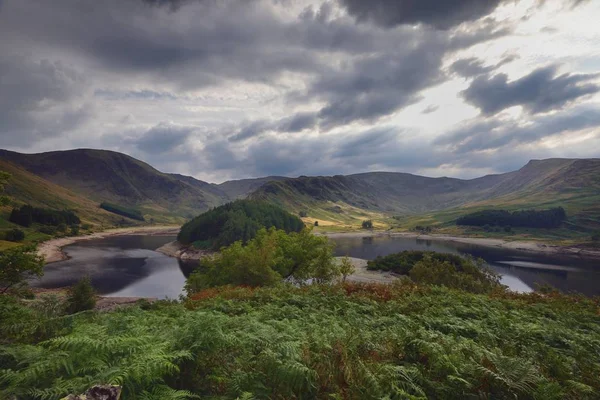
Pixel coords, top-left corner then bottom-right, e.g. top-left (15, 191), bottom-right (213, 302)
top-left (335, 257), bottom-right (397, 284)
top-left (38, 226), bottom-right (180, 263)
top-left (324, 231), bottom-right (600, 259)
top-left (155, 240), bottom-right (212, 261)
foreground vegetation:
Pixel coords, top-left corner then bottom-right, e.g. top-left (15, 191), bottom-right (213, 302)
top-left (178, 200), bottom-right (304, 249)
top-left (1, 282), bottom-right (599, 400)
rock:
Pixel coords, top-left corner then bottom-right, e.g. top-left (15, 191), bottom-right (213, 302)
top-left (61, 385), bottom-right (121, 400)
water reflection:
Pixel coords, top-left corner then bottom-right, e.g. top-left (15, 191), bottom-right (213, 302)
top-left (31, 234), bottom-right (600, 298)
top-left (330, 235), bottom-right (600, 296)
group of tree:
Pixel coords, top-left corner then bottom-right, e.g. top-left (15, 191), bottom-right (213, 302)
top-left (100, 202), bottom-right (145, 221)
top-left (186, 227), bottom-right (342, 292)
top-left (456, 207), bottom-right (567, 229)
top-left (361, 219), bottom-right (373, 229)
top-left (178, 199), bottom-right (304, 250)
top-left (367, 250), bottom-right (501, 293)
top-left (9, 204), bottom-right (80, 227)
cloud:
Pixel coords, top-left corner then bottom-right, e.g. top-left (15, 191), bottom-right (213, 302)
top-left (450, 54), bottom-right (518, 78)
top-left (0, 57), bottom-right (91, 146)
top-left (135, 122), bottom-right (195, 154)
top-left (436, 105), bottom-right (600, 153)
top-left (339, 0), bottom-right (505, 29)
top-left (461, 65), bottom-right (600, 115)
top-left (422, 105), bottom-right (439, 114)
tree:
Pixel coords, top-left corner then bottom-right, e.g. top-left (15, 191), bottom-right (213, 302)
top-left (339, 256), bottom-right (356, 283)
top-left (0, 245), bottom-right (45, 295)
top-left (361, 220), bottom-right (373, 229)
top-left (314, 221), bottom-right (319, 227)
top-left (66, 276), bottom-right (96, 313)
top-left (298, 211), bottom-right (307, 218)
top-left (5, 228), bottom-right (25, 242)
top-left (186, 228), bottom-right (340, 293)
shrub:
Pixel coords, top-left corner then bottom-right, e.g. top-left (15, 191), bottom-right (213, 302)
top-left (314, 221), bottom-right (319, 226)
top-left (0, 245), bottom-right (45, 295)
top-left (38, 226), bottom-right (57, 235)
top-left (339, 256), bottom-right (356, 282)
top-left (299, 210), bottom-right (307, 217)
top-left (56, 223), bottom-right (68, 233)
top-left (5, 228), bottom-right (25, 242)
top-left (66, 276), bottom-right (96, 313)
top-left (361, 219), bottom-right (373, 229)
top-left (185, 228), bottom-right (338, 293)
top-left (70, 225), bottom-right (80, 236)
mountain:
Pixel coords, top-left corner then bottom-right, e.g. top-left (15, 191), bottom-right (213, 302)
top-left (251, 158), bottom-right (600, 230)
top-left (0, 149), bottom-right (229, 222)
top-left (217, 176), bottom-right (288, 200)
top-left (0, 159), bottom-right (123, 226)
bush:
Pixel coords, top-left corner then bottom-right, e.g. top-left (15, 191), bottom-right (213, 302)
top-left (66, 277), bottom-right (96, 314)
top-left (5, 228), bottom-right (25, 242)
top-left (37, 226), bottom-right (57, 235)
top-left (361, 220), bottom-right (373, 229)
top-left (185, 228), bottom-right (338, 293)
top-left (0, 245), bottom-right (44, 295)
top-left (367, 250), bottom-right (466, 275)
top-left (178, 199), bottom-right (304, 249)
top-left (70, 225), bottom-right (80, 236)
top-left (314, 221), bottom-right (319, 226)
top-left (409, 254), bottom-right (502, 293)
top-left (299, 210), bottom-right (307, 217)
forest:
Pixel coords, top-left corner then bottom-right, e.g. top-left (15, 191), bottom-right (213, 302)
top-left (456, 207), bottom-right (567, 228)
top-left (177, 199), bottom-right (304, 249)
top-left (9, 205), bottom-right (80, 227)
top-left (99, 202), bottom-right (145, 221)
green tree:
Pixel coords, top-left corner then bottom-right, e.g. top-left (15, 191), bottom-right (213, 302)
top-left (314, 221), bottom-right (319, 227)
top-left (361, 220), bottom-right (373, 229)
top-left (339, 256), bottom-right (356, 282)
top-left (0, 245), bottom-right (45, 295)
top-left (5, 228), bottom-right (25, 242)
top-left (186, 228), bottom-right (339, 293)
top-left (66, 276), bottom-right (96, 313)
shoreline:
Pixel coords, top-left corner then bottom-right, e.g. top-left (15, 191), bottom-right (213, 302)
top-left (38, 225), bottom-right (180, 263)
top-left (322, 231), bottom-right (600, 259)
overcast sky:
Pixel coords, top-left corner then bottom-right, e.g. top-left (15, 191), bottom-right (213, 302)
top-left (1, 0), bottom-right (599, 182)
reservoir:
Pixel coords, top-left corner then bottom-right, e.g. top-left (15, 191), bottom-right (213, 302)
top-left (31, 234), bottom-right (600, 298)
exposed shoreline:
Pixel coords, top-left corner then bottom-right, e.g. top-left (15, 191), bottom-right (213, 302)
top-left (322, 231), bottom-right (600, 259)
top-left (38, 225), bottom-right (180, 263)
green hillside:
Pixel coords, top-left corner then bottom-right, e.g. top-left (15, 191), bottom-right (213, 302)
top-left (251, 159), bottom-right (600, 237)
top-left (0, 149), bottom-right (228, 223)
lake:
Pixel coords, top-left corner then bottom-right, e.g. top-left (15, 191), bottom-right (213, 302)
top-left (31, 234), bottom-right (600, 298)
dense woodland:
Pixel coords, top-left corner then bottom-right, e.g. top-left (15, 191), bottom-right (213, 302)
top-left (178, 199), bottom-right (304, 249)
top-left (456, 207), bottom-right (567, 228)
top-left (9, 205), bottom-right (80, 227)
top-left (99, 202), bottom-right (145, 221)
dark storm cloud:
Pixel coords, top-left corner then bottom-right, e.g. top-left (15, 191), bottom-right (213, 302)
top-left (339, 0), bottom-right (590, 30)
top-left (462, 65), bottom-right (600, 114)
top-left (450, 54), bottom-right (518, 78)
top-left (436, 105), bottom-right (600, 153)
top-left (135, 123), bottom-right (194, 154)
top-left (339, 0), bottom-right (504, 29)
top-left (0, 57), bottom-right (90, 145)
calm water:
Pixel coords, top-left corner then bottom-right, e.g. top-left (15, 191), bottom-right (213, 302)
top-left (332, 235), bottom-right (600, 296)
top-left (31, 234), bottom-right (600, 298)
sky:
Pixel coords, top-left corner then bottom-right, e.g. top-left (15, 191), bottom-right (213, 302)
top-left (0, 0), bottom-right (599, 183)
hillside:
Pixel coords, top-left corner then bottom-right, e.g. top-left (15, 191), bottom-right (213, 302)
top-left (217, 176), bottom-right (288, 200)
top-left (251, 158), bottom-right (600, 233)
top-left (0, 149), bottom-right (228, 222)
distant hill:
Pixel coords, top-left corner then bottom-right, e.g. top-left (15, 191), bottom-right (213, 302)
top-left (0, 149), bottom-right (229, 222)
top-left (1, 148), bottom-right (598, 233)
top-left (251, 158), bottom-right (600, 231)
